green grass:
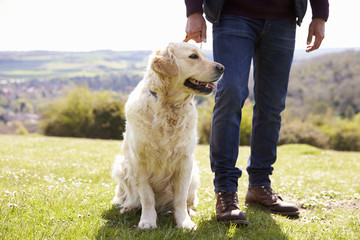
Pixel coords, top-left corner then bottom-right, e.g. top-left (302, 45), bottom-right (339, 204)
top-left (1, 135), bottom-right (359, 239)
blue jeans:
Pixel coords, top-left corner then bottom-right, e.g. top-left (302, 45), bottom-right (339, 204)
top-left (210, 15), bottom-right (296, 192)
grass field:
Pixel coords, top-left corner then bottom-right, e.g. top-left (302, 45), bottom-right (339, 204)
top-left (1, 135), bottom-right (359, 239)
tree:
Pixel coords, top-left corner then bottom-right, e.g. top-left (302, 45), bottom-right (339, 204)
top-left (39, 86), bottom-right (125, 139)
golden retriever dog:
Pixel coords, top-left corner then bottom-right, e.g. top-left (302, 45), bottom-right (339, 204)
top-left (112, 42), bottom-right (224, 230)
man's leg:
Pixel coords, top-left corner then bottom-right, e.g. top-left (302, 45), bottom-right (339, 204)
top-left (211, 15), bottom-right (261, 225)
top-left (246, 18), bottom-right (299, 216)
top-left (211, 15), bottom-right (258, 192)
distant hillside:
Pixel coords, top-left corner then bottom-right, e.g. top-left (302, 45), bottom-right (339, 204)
top-left (292, 48), bottom-right (359, 63)
top-left (0, 50), bottom-right (151, 133)
top-left (1, 48), bottom-right (359, 134)
top-left (0, 50), bottom-right (151, 79)
top-left (287, 50), bottom-right (360, 118)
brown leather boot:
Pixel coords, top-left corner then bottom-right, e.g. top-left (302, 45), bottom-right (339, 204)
top-left (245, 187), bottom-right (300, 216)
top-left (215, 192), bottom-right (248, 225)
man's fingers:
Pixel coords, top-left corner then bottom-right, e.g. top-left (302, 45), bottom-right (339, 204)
top-left (313, 37), bottom-right (323, 50)
top-left (306, 37), bottom-right (323, 52)
top-left (306, 31), bottom-right (324, 52)
top-left (307, 31), bottom-right (314, 46)
top-left (306, 18), bottom-right (325, 52)
top-left (306, 22), bottom-right (317, 45)
top-left (184, 13), bottom-right (207, 44)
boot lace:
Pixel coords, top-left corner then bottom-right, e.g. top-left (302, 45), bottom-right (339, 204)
top-left (264, 187), bottom-right (283, 201)
top-left (218, 192), bottom-right (239, 211)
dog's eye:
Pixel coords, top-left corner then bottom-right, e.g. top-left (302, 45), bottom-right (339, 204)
top-left (189, 54), bottom-right (199, 59)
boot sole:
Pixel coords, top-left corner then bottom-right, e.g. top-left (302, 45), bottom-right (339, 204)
top-left (246, 202), bottom-right (300, 217)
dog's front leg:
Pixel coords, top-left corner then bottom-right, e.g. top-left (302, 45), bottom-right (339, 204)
top-left (173, 162), bottom-right (197, 230)
top-left (137, 178), bottom-right (157, 229)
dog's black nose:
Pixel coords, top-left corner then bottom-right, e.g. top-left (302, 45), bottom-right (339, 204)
top-left (215, 63), bottom-right (225, 74)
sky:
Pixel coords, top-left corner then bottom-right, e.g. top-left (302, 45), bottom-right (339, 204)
top-left (0, 0), bottom-right (359, 52)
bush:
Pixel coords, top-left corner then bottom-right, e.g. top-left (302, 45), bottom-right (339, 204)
top-left (279, 119), bottom-right (330, 149)
top-left (239, 103), bottom-right (252, 146)
top-left (39, 86), bottom-right (125, 139)
top-left (197, 99), bottom-right (213, 144)
top-left (197, 98), bottom-right (360, 152)
top-left (90, 101), bottom-right (125, 139)
top-left (15, 121), bottom-right (29, 135)
top-left (328, 121), bottom-right (360, 151)
top-left (196, 98), bottom-right (253, 145)
top-left (330, 129), bottom-right (360, 151)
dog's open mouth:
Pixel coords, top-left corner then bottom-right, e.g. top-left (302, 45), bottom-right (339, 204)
top-left (184, 78), bottom-right (218, 94)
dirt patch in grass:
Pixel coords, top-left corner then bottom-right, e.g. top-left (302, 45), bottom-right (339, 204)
top-left (299, 199), bottom-right (360, 211)
top-left (326, 199), bottom-right (360, 211)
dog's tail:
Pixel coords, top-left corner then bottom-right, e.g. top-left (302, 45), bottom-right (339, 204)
top-left (112, 154), bottom-right (125, 182)
top-left (111, 155), bottom-right (128, 205)
top-left (111, 155), bottom-right (139, 208)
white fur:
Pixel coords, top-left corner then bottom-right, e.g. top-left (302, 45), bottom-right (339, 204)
top-left (112, 42), bottom-right (223, 230)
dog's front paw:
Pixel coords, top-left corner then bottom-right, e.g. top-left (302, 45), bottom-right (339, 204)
top-left (177, 216), bottom-right (197, 230)
top-left (138, 219), bottom-right (157, 229)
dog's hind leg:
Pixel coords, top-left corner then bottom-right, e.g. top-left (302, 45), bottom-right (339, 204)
top-left (113, 183), bottom-right (140, 214)
top-left (112, 183), bottom-right (125, 205)
top-left (112, 155), bottom-right (128, 205)
top-left (112, 155), bottom-right (140, 212)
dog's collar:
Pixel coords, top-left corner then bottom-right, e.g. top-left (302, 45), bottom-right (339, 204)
top-left (149, 90), bottom-right (157, 98)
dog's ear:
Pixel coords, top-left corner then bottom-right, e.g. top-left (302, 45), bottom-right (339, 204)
top-left (151, 44), bottom-right (179, 77)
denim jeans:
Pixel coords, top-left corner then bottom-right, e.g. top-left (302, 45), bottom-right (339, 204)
top-left (210, 15), bottom-right (296, 192)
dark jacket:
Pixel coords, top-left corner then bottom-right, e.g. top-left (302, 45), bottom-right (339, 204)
top-left (196, 0), bottom-right (328, 27)
top-left (294, 0), bottom-right (308, 26)
top-left (203, 0), bottom-right (307, 26)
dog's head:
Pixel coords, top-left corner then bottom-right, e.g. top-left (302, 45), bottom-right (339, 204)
top-left (149, 42), bottom-right (224, 99)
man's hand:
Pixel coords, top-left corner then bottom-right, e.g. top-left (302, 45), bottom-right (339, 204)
top-left (184, 13), bottom-right (207, 43)
top-left (306, 18), bottom-right (326, 52)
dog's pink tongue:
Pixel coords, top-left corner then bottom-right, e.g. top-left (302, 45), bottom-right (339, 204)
top-left (208, 82), bottom-right (217, 90)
